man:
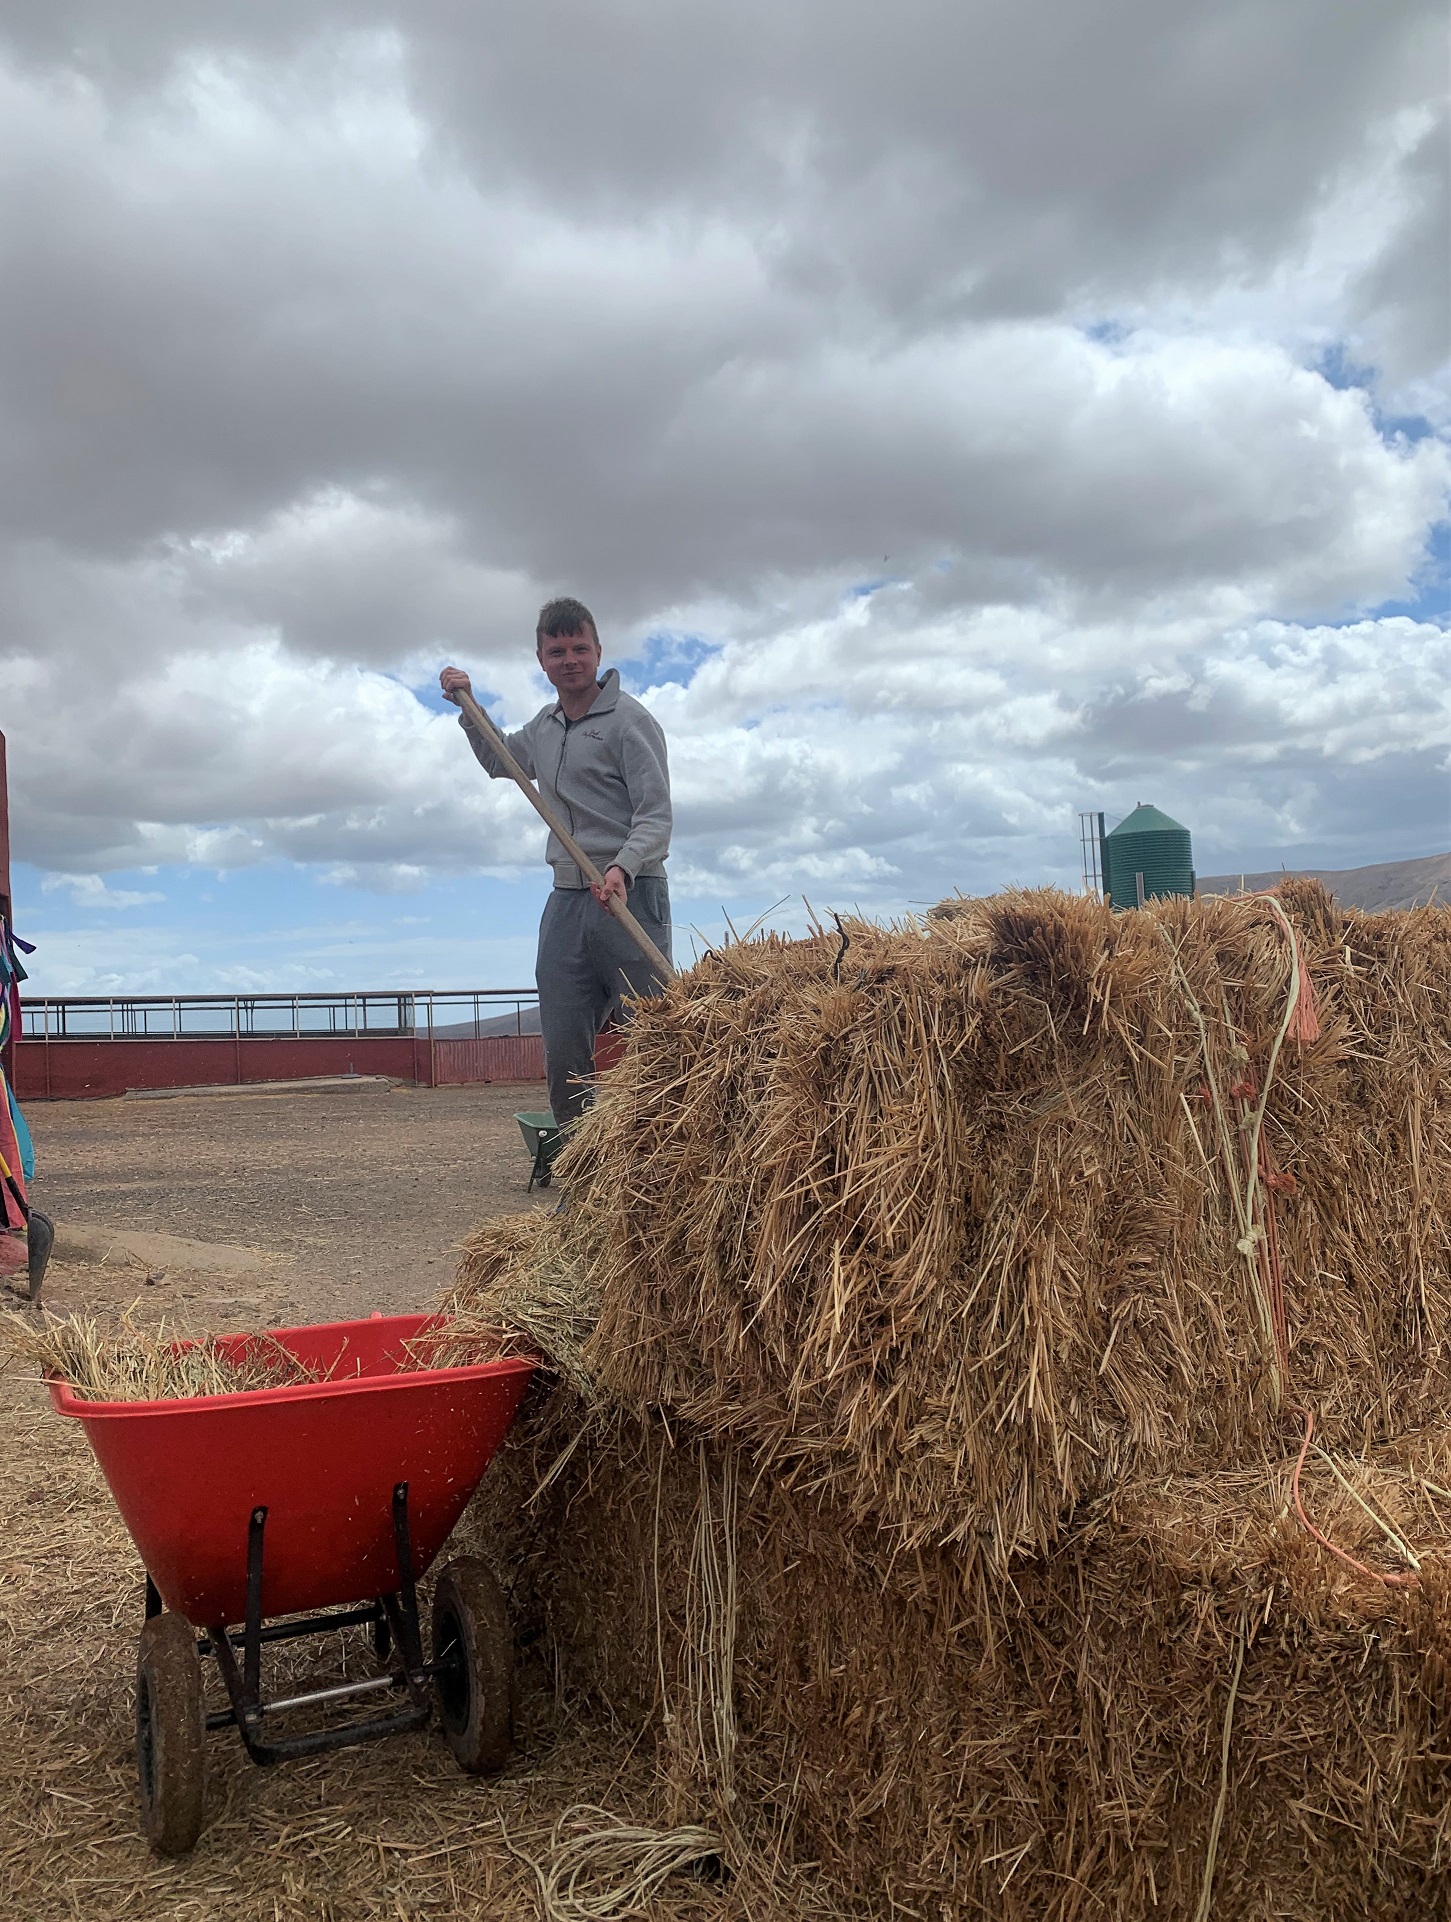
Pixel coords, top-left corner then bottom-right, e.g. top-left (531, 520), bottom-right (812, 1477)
top-left (440, 597), bottom-right (672, 1132)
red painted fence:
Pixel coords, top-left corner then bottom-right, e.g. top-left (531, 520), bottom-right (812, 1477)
top-left (431, 1035), bottom-right (547, 1085)
top-left (14, 1032), bottom-right (546, 1101)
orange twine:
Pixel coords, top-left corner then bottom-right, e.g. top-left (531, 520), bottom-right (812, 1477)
top-left (1250, 889), bottom-right (1322, 1044)
top-left (1286, 954), bottom-right (1321, 1043)
top-left (1250, 898), bottom-right (1410, 1585)
top-left (1290, 1407), bottom-right (1419, 1591)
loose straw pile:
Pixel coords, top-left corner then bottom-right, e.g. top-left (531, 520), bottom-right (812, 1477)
top-left (507, 1806), bottom-right (722, 1922)
top-left (441, 1211), bottom-right (600, 1408)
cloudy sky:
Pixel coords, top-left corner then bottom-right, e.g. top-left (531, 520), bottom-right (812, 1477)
top-left (2, 1), bottom-right (1447, 994)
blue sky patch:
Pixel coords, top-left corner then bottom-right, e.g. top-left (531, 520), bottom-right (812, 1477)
top-left (1369, 520), bottom-right (1451, 622)
top-left (617, 631), bottom-right (719, 692)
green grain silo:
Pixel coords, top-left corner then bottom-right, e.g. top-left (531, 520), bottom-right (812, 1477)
top-left (1101, 804), bottom-right (1195, 910)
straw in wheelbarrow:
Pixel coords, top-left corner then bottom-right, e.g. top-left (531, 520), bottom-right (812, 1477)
top-left (0, 1309), bottom-right (324, 1401)
top-left (1, 1308), bottom-right (508, 1403)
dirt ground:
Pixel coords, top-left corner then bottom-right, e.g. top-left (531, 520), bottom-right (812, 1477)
top-left (23, 1077), bottom-right (553, 1323)
top-left (0, 1082), bottom-right (771, 1921)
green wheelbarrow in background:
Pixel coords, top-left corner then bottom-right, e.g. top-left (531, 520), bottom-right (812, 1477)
top-left (514, 1111), bottom-right (563, 1192)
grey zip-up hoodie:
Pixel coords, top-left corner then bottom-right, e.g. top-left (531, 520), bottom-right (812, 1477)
top-left (460, 669), bottom-right (671, 889)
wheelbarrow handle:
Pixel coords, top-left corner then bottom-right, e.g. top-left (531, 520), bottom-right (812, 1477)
top-left (448, 684), bottom-right (676, 983)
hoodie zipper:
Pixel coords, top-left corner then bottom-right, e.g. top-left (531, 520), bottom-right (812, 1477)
top-left (553, 674), bottom-right (613, 883)
top-left (555, 716), bottom-right (581, 868)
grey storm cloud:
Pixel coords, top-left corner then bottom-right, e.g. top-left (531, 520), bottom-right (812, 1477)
top-left (0, 0), bottom-right (1446, 905)
top-left (3, 1), bottom-right (1439, 333)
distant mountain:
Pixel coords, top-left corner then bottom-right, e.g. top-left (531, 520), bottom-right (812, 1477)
top-left (1196, 851), bottom-right (1450, 913)
top-left (431, 1006), bottom-right (542, 1038)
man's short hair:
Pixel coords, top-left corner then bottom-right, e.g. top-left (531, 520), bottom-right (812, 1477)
top-left (536, 597), bottom-right (598, 648)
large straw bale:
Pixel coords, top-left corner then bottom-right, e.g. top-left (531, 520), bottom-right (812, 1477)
top-left (464, 1409), bottom-right (1451, 1921)
top-left (468, 887), bottom-right (1451, 1565)
top-left (448, 884), bottom-right (1451, 1915)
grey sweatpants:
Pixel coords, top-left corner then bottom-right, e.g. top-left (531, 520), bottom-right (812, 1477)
top-left (536, 876), bottom-right (672, 1132)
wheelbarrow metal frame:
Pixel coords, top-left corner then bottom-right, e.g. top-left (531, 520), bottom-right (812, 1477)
top-left (166, 1479), bottom-right (437, 1767)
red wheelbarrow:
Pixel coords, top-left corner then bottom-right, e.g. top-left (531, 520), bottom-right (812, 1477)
top-left (50, 1312), bottom-right (534, 1855)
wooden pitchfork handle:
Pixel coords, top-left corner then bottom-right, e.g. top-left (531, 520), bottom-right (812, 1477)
top-left (448, 684), bottom-right (677, 982)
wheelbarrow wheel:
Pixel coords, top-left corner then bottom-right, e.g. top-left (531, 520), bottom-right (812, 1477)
top-left (431, 1557), bottom-right (513, 1774)
top-left (136, 1611), bottom-right (206, 1855)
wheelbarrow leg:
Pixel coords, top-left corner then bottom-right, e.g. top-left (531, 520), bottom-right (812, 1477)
top-left (380, 1481), bottom-right (431, 1713)
top-left (372, 1602), bottom-right (392, 1666)
top-left (391, 1482), bottom-right (422, 1667)
top-left (207, 1505), bottom-right (275, 1764)
top-left (244, 1505), bottom-right (266, 1705)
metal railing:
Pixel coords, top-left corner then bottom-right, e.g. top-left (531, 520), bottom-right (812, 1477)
top-left (20, 989), bottom-right (540, 1043)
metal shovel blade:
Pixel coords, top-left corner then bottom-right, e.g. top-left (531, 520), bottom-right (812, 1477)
top-left (26, 1211), bottom-right (54, 1301)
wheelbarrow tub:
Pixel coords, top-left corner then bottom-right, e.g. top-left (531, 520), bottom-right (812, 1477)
top-left (49, 1314), bottom-right (534, 1628)
top-left (514, 1110), bottom-right (561, 1159)
top-left (514, 1110), bottom-right (563, 1190)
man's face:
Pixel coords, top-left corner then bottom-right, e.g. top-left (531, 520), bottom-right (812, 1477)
top-left (538, 627), bottom-right (602, 698)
